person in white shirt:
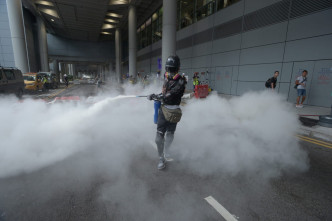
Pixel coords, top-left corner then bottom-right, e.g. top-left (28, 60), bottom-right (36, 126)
top-left (295, 70), bottom-right (308, 108)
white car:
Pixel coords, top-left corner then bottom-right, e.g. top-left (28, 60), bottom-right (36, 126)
top-left (87, 79), bottom-right (95, 84)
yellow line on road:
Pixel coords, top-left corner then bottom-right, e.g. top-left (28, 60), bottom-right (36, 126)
top-left (297, 135), bottom-right (332, 146)
top-left (296, 135), bottom-right (332, 149)
top-left (46, 85), bottom-right (73, 100)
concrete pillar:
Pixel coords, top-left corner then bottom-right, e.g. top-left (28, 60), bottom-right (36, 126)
top-left (104, 65), bottom-right (108, 81)
top-left (72, 64), bottom-right (76, 79)
top-left (69, 64), bottom-right (73, 75)
top-left (53, 59), bottom-right (59, 82)
top-left (6, 0), bottom-right (29, 73)
top-left (37, 17), bottom-right (49, 72)
top-left (128, 5), bottom-right (137, 78)
top-left (60, 63), bottom-right (65, 81)
top-left (115, 28), bottom-right (122, 83)
top-left (162, 0), bottom-right (177, 73)
top-left (108, 62), bottom-right (114, 81)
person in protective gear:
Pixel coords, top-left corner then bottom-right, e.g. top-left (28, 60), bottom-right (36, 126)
top-left (193, 72), bottom-right (199, 92)
top-left (147, 55), bottom-right (186, 170)
top-left (42, 76), bottom-right (48, 92)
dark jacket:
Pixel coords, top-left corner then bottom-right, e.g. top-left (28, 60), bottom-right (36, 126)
top-left (162, 73), bottom-right (186, 105)
top-left (265, 77), bottom-right (277, 88)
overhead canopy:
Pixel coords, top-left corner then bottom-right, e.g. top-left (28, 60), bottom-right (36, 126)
top-left (23, 0), bottom-right (162, 41)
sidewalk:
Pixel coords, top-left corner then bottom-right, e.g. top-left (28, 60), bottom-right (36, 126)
top-left (293, 105), bottom-right (332, 142)
top-left (214, 93), bottom-right (332, 142)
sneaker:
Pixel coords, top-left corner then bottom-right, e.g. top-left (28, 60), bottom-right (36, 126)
top-left (296, 105), bottom-right (300, 108)
top-left (299, 105), bottom-right (304, 108)
top-left (157, 157), bottom-right (166, 170)
top-left (164, 153), bottom-right (174, 162)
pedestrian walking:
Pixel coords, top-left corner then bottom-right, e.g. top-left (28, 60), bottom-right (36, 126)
top-left (64, 74), bottom-right (69, 87)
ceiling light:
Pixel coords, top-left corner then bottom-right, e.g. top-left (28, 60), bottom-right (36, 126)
top-left (107, 12), bottom-right (123, 18)
top-left (105, 18), bottom-right (119, 23)
top-left (35, 0), bottom-right (54, 7)
top-left (102, 23), bottom-right (116, 29)
top-left (101, 32), bottom-right (112, 35)
top-left (39, 8), bottom-right (59, 18)
top-left (109, 0), bottom-right (128, 5)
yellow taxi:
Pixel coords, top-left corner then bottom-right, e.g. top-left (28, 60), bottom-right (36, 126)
top-left (23, 72), bottom-right (43, 91)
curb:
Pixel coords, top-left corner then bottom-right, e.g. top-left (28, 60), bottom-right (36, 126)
top-left (298, 126), bottom-right (332, 143)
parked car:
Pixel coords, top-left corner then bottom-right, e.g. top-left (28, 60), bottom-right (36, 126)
top-left (38, 72), bottom-right (59, 89)
top-left (87, 79), bottom-right (95, 84)
top-left (23, 72), bottom-right (43, 91)
top-left (0, 67), bottom-right (25, 98)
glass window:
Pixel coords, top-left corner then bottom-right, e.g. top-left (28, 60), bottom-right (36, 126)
top-left (152, 12), bottom-right (158, 22)
top-left (4, 70), bottom-right (15, 80)
top-left (158, 7), bottom-right (163, 38)
top-left (146, 22), bottom-right (152, 46)
top-left (137, 7), bottom-right (163, 49)
top-left (152, 7), bottom-right (162, 43)
top-left (152, 17), bottom-right (158, 43)
top-left (137, 30), bottom-right (141, 50)
top-left (139, 23), bottom-right (147, 48)
top-left (196, 0), bottom-right (215, 22)
top-left (178, 0), bottom-right (194, 29)
top-left (137, 28), bottom-right (141, 50)
top-left (217, 0), bottom-right (240, 11)
top-left (24, 75), bottom-right (36, 81)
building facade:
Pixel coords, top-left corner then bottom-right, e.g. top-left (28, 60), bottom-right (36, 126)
top-left (136, 0), bottom-right (332, 107)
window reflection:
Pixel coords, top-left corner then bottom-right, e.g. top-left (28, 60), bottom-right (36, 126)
top-left (136, 0), bottom-right (241, 50)
top-left (177, 0), bottom-right (194, 30)
top-left (217, 0), bottom-right (240, 10)
top-left (196, 0), bottom-right (215, 21)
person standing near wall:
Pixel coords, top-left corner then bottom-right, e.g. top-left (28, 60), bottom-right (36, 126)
top-left (265, 71), bottom-right (279, 90)
top-left (193, 72), bottom-right (200, 92)
top-left (295, 70), bottom-right (308, 108)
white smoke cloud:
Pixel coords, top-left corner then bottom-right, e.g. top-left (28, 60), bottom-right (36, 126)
top-left (0, 85), bottom-right (307, 179)
top-left (0, 83), bottom-right (309, 220)
top-left (175, 91), bottom-right (308, 178)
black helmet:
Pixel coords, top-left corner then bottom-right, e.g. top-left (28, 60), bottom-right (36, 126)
top-left (165, 55), bottom-right (180, 73)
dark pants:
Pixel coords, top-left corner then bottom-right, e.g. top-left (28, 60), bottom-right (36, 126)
top-left (155, 109), bottom-right (177, 157)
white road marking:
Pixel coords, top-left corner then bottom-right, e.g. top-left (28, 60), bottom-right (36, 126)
top-left (205, 196), bottom-right (238, 221)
